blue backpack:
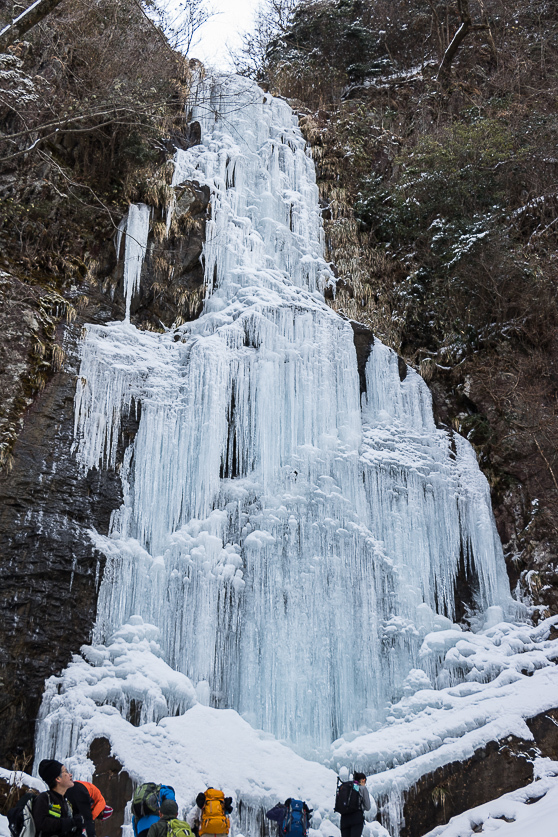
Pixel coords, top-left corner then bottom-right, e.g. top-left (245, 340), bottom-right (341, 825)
top-left (281, 800), bottom-right (308, 837)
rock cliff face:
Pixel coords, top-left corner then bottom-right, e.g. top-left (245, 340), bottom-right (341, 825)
top-left (0, 179), bottom-right (209, 768)
top-left (396, 708), bottom-right (558, 837)
top-left (0, 289), bottom-right (122, 766)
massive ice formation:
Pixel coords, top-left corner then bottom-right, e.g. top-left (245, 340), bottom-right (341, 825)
top-left (32, 75), bottom-right (526, 834)
top-left (68, 74), bottom-right (514, 750)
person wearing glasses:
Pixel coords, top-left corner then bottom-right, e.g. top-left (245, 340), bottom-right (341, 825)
top-left (34, 760), bottom-right (86, 837)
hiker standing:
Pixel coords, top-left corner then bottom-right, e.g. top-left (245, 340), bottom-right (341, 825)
top-left (147, 799), bottom-right (193, 837)
top-left (339, 773), bottom-right (370, 837)
top-left (266, 799), bottom-right (312, 836)
top-left (187, 789), bottom-right (233, 837)
top-left (132, 785), bottom-right (177, 837)
top-left (66, 781), bottom-right (113, 837)
top-left (33, 760), bottom-right (85, 837)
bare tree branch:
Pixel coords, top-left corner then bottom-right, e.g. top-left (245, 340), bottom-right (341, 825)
top-left (0, 104), bottom-right (167, 143)
top-left (0, 0), bottom-right (67, 53)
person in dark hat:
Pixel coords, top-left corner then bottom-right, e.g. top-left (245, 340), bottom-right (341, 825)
top-left (33, 760), bottom-right (86, 837)
top-left (339, 773), bottom-right (371, 837)
top-left (147, 799), bottom-right (191, 837)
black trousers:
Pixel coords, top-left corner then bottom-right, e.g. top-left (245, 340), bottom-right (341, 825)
top-left (340, 821), bottom-right (365, 837)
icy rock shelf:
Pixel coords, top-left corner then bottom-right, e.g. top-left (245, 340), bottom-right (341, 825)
top-left (32, 74), bottom-right (555, 837)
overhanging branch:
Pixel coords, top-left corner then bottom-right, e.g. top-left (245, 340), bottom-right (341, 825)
top-left (0, 0), bottom-right (67, 53)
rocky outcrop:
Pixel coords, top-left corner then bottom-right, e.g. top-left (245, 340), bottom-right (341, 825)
top-left (350, 320), bottom-right (375, 396)
top-left (90, 737), bottom-right (133, 837)
top-left (125, 180), bottom-right (210, 330)
top-left (392, 709), bottom-right (558, 837)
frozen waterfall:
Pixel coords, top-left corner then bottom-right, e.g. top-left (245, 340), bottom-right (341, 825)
top-left (53, 75), bottom-right (513, 764)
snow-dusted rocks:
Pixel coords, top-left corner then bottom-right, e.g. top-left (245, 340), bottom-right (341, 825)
top-left (423, 759), bottom-right (558, 837)
top-left (331, 615), bottom-right (558, 834)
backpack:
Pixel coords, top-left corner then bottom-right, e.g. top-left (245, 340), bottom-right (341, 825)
top-left (132, 783), bottom-right (161, 819)
top-left (8, 793), bottom-right (37, 837)
top-left (167, 820), bottom-right (193, 837)
top-left (334, 779), bottom-right (362, 816)
top-left (281, 799), bottom-right (308, 837)
top-left (200, 789), bottom-right (230, 836)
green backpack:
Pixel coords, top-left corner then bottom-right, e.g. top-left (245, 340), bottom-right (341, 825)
top-left (167, 820), bottom-right (193, 837)
top-left (132, 783), bottom-right (161, 819)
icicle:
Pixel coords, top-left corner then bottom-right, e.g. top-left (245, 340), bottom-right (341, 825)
top-left (121, 203), bottom-right (150, 321)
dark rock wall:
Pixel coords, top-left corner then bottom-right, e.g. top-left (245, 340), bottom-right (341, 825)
top-left (390, 709), bottom-right (558, 837)
top-left (90, 738), bottom-right (133, 837)
top-left (0, 186), bottom-right (209, 769)
top-left (0, 300), bottom-right (123, 767)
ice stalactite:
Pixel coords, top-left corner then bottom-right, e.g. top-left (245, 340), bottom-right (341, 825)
top-left (115, 203), bottom-right (150, 321)
top-left (36, 74), bottom-right (518, 816)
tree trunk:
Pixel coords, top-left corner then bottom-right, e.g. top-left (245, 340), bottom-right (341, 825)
top-left (436, 0), bottom-right (494, 85)
top-left (0, 0), bottom-right (66, 53)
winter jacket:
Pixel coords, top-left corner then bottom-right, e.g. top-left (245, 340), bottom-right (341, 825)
top-left (66, 782), bottom-right (106, 837)
top-left (80, 782), bottom-right (106, 821)
top-left (339, 785), bottom-right (371, 830)
top-left (265, 804), bottom-right (287, 831)
top-left (33, 789), bottom-right (83, 837)
top-left (147, 816), bottom-right (193, 837)
top-left (133, 786), bottom-right (176, 837)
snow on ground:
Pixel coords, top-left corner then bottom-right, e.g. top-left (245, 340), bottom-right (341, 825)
top-left (29, 614), bottom-right (558, 837)
top-left (0, 768), bottom-right (46, 837)
top-left (332, 616), bottom-right (558, 792)
top-left (0, 767), bottom-right (45, 792)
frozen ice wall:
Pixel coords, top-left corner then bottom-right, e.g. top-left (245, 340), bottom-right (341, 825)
top-left (67, 74), bottom-right (512, 753)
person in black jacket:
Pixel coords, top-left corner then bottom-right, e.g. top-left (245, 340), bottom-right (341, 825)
top-left (339, 774), bottom-right (371, 837)
top-left (34, 760), bottom-right (85, 837)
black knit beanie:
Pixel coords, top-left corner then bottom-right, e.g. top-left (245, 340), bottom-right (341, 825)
top-left (38, 759), bottom-right (64, 788)
top-left (160, 799), bottom-right (178, 818)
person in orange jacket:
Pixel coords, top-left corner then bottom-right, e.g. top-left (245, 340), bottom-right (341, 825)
top-left (66, 781), bottom-right (113, 837)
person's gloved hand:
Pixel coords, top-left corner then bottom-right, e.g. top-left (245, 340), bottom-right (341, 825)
top-left (71, 816), bottom-right (84, 834)
top-left (99, 806), bottom-right (113, 821)
top-left (224, 798), bottom-right (233, 814)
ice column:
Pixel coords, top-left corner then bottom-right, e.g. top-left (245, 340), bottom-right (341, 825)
top-left (117, 202), bottom-right (150, 321)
